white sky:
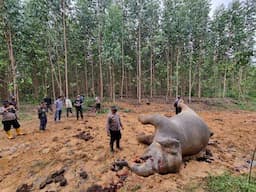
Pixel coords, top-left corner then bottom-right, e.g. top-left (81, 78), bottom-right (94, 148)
top-left (210, 0), bottom-right (234, 16)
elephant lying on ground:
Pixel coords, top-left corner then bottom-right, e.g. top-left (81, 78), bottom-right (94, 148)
top-left (124, 100), bottom-right (212, 177)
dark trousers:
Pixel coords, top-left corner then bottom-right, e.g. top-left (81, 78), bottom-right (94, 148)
top-left (75, 107), bottom-right (83, 120)
top-left (66, 108), bottom-right (72, 117)
top-left (40, 117), bottom-right (47, 130)
top-left (175, 107), bottom-right (182, 114)
top-left (95, 103), bottom-right (101, 112)
top-left (54, 110), bottom-right (62, 121)
top-left (2, 119), bottom-right (20, 132)
top-left (110, 130), bottom-right (121, 151)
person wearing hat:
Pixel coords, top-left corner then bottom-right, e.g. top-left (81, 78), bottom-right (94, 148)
top-left (106, 106), bottom-right (123, 152)
top-left (0, 101), bottom-right (24, 139)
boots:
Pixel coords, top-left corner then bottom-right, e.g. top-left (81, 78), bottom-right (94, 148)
top-left (16, 128), bottom-right (25, 135)
top-left (6, 131), bottom-right (14, 139)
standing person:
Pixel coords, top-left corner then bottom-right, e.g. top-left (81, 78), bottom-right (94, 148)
top-left (54, 96), bottom-right (63, 122)
top-left (65, 97), bottom-right (73, 117)
top-left (95, 96), bottom-right (101, 113)
top-left (74, 95), bottom-right (83, 120)
top-left (174, 96), bottom-right (182, 114)
top-left (38, 102), bottom-right (47, 131)
top-left (106, 106), bottom-right (123, 152)
top-left (0, 101), bottom-right (24, 139)
top-left (43, 96), bottom-right (53, 112)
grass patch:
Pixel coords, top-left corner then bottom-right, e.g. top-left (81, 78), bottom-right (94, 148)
top-left (122, 108), bottom-right (133, 113)
top-left (130, 184), bottom-right (141, 192)
top-left (97, 108), bottom-right (109, 114)
top-left (238, 97), bottom-right (256, 111)
top-left (205, 173), bottom-right (256, 192)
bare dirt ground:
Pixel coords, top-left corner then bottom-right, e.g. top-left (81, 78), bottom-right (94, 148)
top-left (0, 100), bottom-right (255, 192)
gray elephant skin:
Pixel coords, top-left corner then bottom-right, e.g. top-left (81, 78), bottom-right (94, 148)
top-left (128, 101), bottom-right (211, 177)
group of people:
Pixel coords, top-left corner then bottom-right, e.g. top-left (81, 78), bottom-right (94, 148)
top-left (38, 95), bottom-right (100, 131)
top-left (1, 94), bottom-right (182, 154)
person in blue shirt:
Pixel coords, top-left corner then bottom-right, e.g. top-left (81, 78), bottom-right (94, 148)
top-left (54, 96), bottom-right (63, 122)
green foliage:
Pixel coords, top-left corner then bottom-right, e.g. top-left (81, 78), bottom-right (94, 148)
top-left (97, 108), bottom-right (109, 114)
top-left (234, 98), bottom-right (256, 111)
top-left (82, 97), bottom-right (95, 107)
top-left (130, 184), bottom-right (141, 192)
top-left (121, 108), bottom-right (133, 113)
top-left (0, 0), bottom-right (255, 101)
top-left (205, 173), bottom-right (256, 192)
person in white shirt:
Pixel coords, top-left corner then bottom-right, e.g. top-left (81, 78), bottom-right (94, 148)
top-left (65, 97), bottom-right (73, 117)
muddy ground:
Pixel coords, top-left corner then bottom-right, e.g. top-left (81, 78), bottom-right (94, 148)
top-left (0, 100), bottom-right (255, 192)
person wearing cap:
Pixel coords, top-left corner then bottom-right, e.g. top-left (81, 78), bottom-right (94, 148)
top-left (74, 95), bottom-right (83, 120)
top-left (106, 106), bottom-right (123, 152)
top-left (174, 96), bottom-right (182, 114)
top-left (0, 101), bottom-right (24, 139)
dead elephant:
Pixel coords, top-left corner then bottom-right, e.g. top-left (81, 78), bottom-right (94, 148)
top-left (125, 100), bottom-right (212, 177)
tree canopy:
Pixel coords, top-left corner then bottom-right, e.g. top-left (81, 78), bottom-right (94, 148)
top-left (0, 0), bottom-right (255, 102)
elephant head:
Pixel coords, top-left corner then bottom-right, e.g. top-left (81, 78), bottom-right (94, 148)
top-left (128, 136), bottom-right (182, 177)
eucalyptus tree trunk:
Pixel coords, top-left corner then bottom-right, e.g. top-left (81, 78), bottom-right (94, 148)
top-left (150, 45), bottom-right (153, 98)
top-left (5, 31), bottom-right (19, 107)
top-left (51, 63), bottom-right (56, 101)
top-left (62, 0), bottom-right (68, 98)
top-left (112, 62), bottom-right (116, 103)
top-left (166, 47), bottom-right (170, 99)
top-left (188, 52), bottom-right (192, 103)
top-left (57, 60), bottom-right (63, 96)
top-left (125, 69), bottom-right (128, 97)
top-left (90, 54), bottom-right (95, 97)
top-left (222, 65), bottom-right (227, 98)
top-left (75, 64), bottom-right (79, 94)
top-left (48, 48), bottom-right (60, 99)
top-left (98, 34), bottom-right (103, 99)
top-left (97, 0), bottom-right (103, 99)
top-left (238, 67), bottom-right (243, 98)
top-left (48, 48), bottom-right (56, 100)
top-left (109, 63), bottom-right (112, 99)
top-left (175, 48), bottom-right (180, 97)
top-left (137, 19), bottom-right (142, 103)
top-left (84, 44), bottom-right (88, 97)
top-left (120, 0), bottom-right (125, 99)
top-left (198, 43), bottom-right (203, 98)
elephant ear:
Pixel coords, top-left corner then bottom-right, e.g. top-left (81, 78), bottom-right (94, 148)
top-left (156, 138), bottom-right (181, 155)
